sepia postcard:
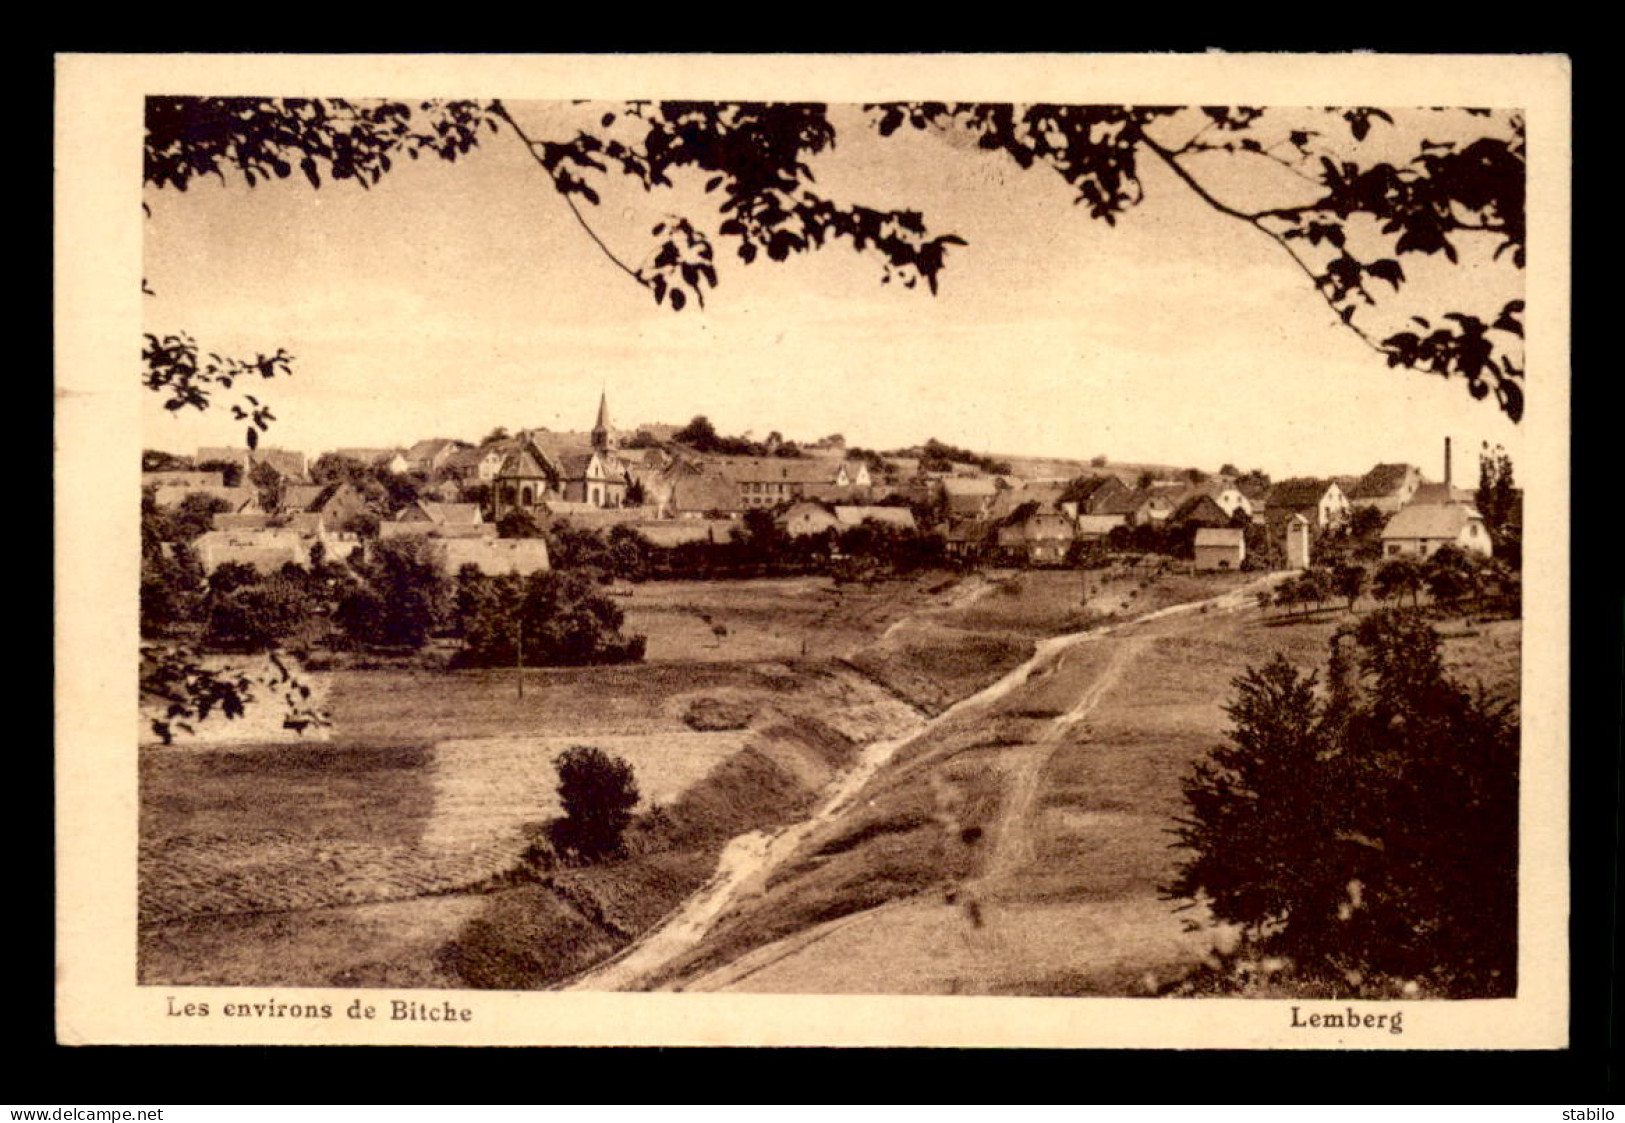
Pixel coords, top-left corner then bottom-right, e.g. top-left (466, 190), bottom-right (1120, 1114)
top-left (55, 52), bottom-right (1571, 1048)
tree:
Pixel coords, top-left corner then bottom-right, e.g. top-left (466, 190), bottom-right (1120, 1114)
top-left (1333, 563), bottom-right (1367, 612)
top-left (672, 415), bottom-right (721, 451)
top-left (1373, 557), bottom-right (1424, 608)
top-left (141, 542), bottom-right (206, 637)
top-left (456, 570), bottom-right (646, 668)
top-left (334, 537), bottom-right (447, 650)
top-left (1476, 443), bottom-right (1520, 568)
top-left (1425, 544), bottom-right (1478, 609)
top-left (552, 746), bottom-right (640, 860)
top-left (1169, 610), bottom-right (1517, 995)
top-left (203, 569), bottom-right (312, 651)
top-left (160, 491), bottom-right (233, 543)
top-left (496, 509), bottom-right (544, 539)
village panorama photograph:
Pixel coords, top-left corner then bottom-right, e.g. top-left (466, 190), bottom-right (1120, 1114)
top-left (133, 91), bottom-right (1532, 1004)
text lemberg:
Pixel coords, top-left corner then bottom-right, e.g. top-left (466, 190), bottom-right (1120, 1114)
top-left (1290, 1006), bottom-right (1403, 1035)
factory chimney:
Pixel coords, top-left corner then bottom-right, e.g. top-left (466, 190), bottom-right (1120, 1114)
top-left (1444, 436), bottom-right (1452, 490)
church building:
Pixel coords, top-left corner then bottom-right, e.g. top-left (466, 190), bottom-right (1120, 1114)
top-left (491, 391), bottom-right (633, 519)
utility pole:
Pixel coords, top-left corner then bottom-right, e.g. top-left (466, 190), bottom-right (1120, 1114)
top-left (514, 603), bottom-right (524, 700)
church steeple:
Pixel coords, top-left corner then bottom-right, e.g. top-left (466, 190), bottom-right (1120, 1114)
top-left (591, 388), bottom-right (614, 453)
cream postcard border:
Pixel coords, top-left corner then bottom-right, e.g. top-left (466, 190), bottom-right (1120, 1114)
top-left (55, 52), bottom-right (1571, 1048)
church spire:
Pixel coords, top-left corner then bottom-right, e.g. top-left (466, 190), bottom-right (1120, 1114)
top-left (592, 388), bottom-right (614, 453)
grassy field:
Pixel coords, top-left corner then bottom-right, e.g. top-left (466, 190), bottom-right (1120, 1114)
top-left (138, 573), bottom-right (948, 986)
top-left (648, 587), bottom-right (1521, 996)
top-left (140, 562), bottom-right (1518, 994)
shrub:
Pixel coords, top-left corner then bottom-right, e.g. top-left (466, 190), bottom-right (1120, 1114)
top-left (552, 746), bottom-right (641, 860)
top-left (1167, 609), bottom-right (1517, 996)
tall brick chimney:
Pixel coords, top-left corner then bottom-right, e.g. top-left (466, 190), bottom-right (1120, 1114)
top-left (1444, 436), bottom-right (1452, 489)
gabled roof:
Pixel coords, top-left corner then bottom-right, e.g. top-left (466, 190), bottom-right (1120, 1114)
top-left (1170, 493), bottom-right (1231, 525)
top-left (1382, 503), bottom-right (1483, 540)
top-left (714, 456), bottom-right (839, 485)
top-left (665, 464), bottom-right (740, 512)
top-left (406, 438), bottom-right (464, 463)
top-left (420, 502), bottom-right (483, 524)
top-left (309, 481), bottom-right (367, 513)
top-left (280, 484), bottom-right (326, 512)
top-left (1408, 483), bottom-right (1473, 507)
top-left (332, 448), bottom-right (404, 465)
top-left (498, 443), bottom-right (560, 481)
top-left (944, 518), bottom-right (993, 543)
top-left (1064, 474), bottom-right (1124, 507)
top-left (1267, 477), bottom-right (1335, 509)
top-left (939, 476), bottom-right (999, 497)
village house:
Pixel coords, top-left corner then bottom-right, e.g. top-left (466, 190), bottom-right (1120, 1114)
top-left (1265, 478), bottom-right (1350, 530)
top-left (659, 460), bottom-right (743, 518)
top-left (943, 517), bottom-right (994, 560)
top-left (332, 448), bottom-right (411, 475)
top-left (380, 501), bottom-right (491, 540)
top-left (1349, 463), bottom-right (1423, 513)
top-left (1193, 527), bottom-right (1247, 571)
top-left (1380, 503), bottom-right (1493, 559)
top-left (431, 536), bottom-right (552, 576)
top-left (779, 500), bottom-right (843, 537)
top-left (1102, 487), bottom-right (1178, 528)
top-left (442, 445), bottom-right (508, 484)
top-left (195, 446), bottom-right (309, 483)
top-left (404, 438), bottom-right (469, 476)
top-left (1204, 482), bottom-right (1254, 521)
top-left (149, 482), bottom-right (256, 511)
top-left (717, 456), bottom-right (852, 509)
top-left (1073, 513), bottom-right (1124, 543)
top-left (191, 524), bottom-right (363, 574)
top-left (1169, 492), bottom-right (1234, 530)
top-left (996, 500), bottom-right (1074, 566)
top-left (939, 476), bottom-right (1000, 519)
top-left (1407, 481), bottom-right (1475, 507)
top-left (1065, 474), bottom-right (1132, 516)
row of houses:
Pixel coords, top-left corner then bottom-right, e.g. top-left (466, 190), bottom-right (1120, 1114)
top-left (151, 405), bottom-right (1498, 573)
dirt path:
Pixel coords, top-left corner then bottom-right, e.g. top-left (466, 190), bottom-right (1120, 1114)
top-left (568, 571), bottom-right (1283, 992)
top-left (975, 635), bottom-right (1149, 889)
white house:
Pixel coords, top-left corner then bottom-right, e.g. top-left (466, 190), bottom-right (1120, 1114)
top-left (1380, 504), bottom-right (1493, 559)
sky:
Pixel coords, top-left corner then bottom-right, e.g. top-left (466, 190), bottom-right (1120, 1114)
top-left (142, 101), bottom-right (1526, 481)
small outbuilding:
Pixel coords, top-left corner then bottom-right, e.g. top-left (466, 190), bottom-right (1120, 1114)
top-left (1193, 526), bottom-right (1247, 571)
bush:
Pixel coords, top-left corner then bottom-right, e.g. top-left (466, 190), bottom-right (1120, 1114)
top-left (1167, 609), bottom-right (1517, 996)
top-left (553, 746), bottom-right (641, 860)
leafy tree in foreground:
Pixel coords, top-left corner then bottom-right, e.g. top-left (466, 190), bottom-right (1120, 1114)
top-left (1168, 609), bottom-right (1517, 996)
top-left (552, 746), bottom-right (640, 860)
